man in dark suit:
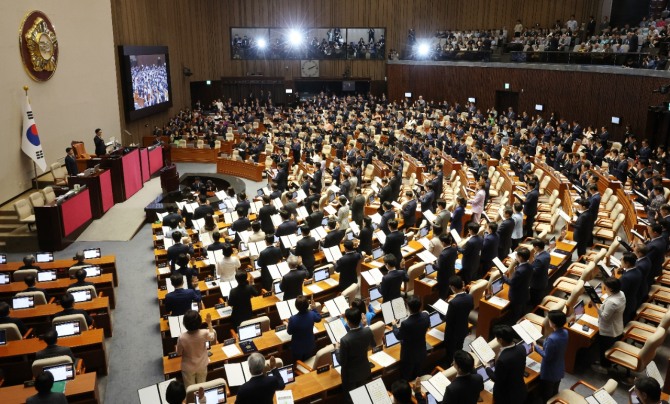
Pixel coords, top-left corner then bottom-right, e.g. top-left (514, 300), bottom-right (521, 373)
top-left (206, 231), bottom-right (225, 252)
top-left (312, 163), bottom-right (323, 193)
top-left (479, 222), bottom-right (499, 279)
top-left (339, 173), bottom-right (351, 201)
top-left (391, 296), bottom-right (430, 380)
top-left (401, 191), bottom-right (418, 228)
top-left (442, 350), bottom-right (484, 404)
top-left (274, 164), bottom-right (289, 192)
top-left (35, 328), bottom-right (75, 362)
top-left (587, 184), bottom-right (601, 230)
top-left (53, 292), bottom-right (94, 328)
top-left (646, 224), bottom-right (667, 284)
top-left (436, 234), bottom-right (457, 299)
top-left (162, 206), bottom-right (183, 229)
top-left (21, 275), bottom-right (47, 300)
top-left (64, 147), bottom-right (78, 176)
top-left (68, 269), bottom-right (95, 290)
top-left (458, 223), bottom-right (483, 284)
top-left (486, 325), bottom-right (528, 404)
top-left (634, 244), bottom-right (652, 307)
top-left (258, 196), bottom-right (278, 235)
top-left (379, 178), bottom-right (393, 204)
top-left (382, 220), bottom-right (405, 264)
top-left (523, 180), bottom-right (539, 238)
top-left (351, 188), bottom-right (366, 226)
top-left (235, 192), bottom-right (251, 217)
top-left (620, 252), bottom-right (643, 324)
top-left (236, 353), bottom-right (286, 404)
top-left (442, 276), bottom-right (474, 366)
top-left (419, 184), bottom-right (435, 212)
top-left (167, 231), bottom-right (194, 271)
top-left (498, 247), bottom-right (533, 322)
top-left (231, 208), bottom-right (251, 233)
top-left (304, 187), bottom-right (319, 215)
top-left (336, 307), bottom-right (376, 396)
top-left (529, 239), bottom-right (551, 307)
top-left (280, 255), bottom-right (309, 300)
top-left (307, 201), bottom-right (324, 230)
top-left (164, 274), bottom-right (201, 316)
top-left (335, 241), bottom-right (362, 292)
top-left (94, 128), bottom-right (106, 156)
top-left (332, 161), bottom-right (342, 186)
top-left (28, 371), bottom-right (68, 404)
top-left (275, 210), bottom-right (298, 237)
top-left (379, 202), bottom-right (396, 235)
top-left (293, 226), bottom-right (319, 274)
top-left (573, 200), bottom-right (593, 256)
top-left (257, 234), bottom-right (283, 290)
top-left (496, 207), bottom-right (515, 259)
top-left (379, 254), bottom-right (409, 302)
top-left (229, 271), bottom-right (260, 328)
top-left (192, 194), bottom-right (215, 221)
top-left (0, 301), bottom-right (28, 335)
top-left (322, 219), bottom-right (345, 248)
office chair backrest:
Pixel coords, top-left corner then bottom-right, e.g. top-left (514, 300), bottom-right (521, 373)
top-left (239, 315), bottom-right (270, 332)
top-left (12, 269), bottom-right (38, 282)
top-left (32, 355), bottom-right (73, 378)
top-left (185, 378), bottom-right (227, 404)
top-left (468, 279), bottom-right (489, 311)
top-left (16, 291), bottom-right (47, 306)
top-left (340, 283), bottom-right (358, 304)
top-left (313, 344), bottom-right (335, 369)
top-left (41, 187), bottom-right (56, 204)
top-left (638, 329), bottom-right (667, 371)
top-left (52, 313), bottom-right (88, 332)
top-left (28, 192), bottom-right (45, 208)
top-left (406, 262), bottom-right (426, 293)
top-left (0, 323), bottom-right (23, 341)
top-left (13, 199), bottom-right (34, 221)
top-left (67, 285), bottom-right (97, 299)
top-left (370, 321), bottom-right (385, 346)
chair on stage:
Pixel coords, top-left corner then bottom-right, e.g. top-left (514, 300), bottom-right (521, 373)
top-left (50, 163), bottom-right (68, 187)
top-left (13, 198), bottom-right (36, 231)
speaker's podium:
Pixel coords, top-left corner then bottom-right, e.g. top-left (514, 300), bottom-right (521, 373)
top-left (160, 164), bottom-right (179, 194)
top-left (68, 168), bottom-right (115, 219)
top-left (88, 147), bottom-right (143, 203)
top-left (34, 186), bottom-right (93, 251)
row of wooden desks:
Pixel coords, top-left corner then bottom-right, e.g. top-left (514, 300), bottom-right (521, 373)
top-left (0, 372), bottom-right (99, 404)
top-left (0, 256), bottom-right (119, 287)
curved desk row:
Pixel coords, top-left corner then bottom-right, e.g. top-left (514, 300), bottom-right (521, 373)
top-left (216, 158), bottom-right (265, 182)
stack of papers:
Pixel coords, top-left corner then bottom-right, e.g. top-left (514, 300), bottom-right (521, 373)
top-left (381, 298), bottom-right (408, 324)
top-left (222, 344), bottom-right (242, 358)
top-left (361, 268), bottom-right (384, 285)
top-left (323, 246), bottom-right (343, 263)
top-left (525, 357), bottom-right (541, 372)
top-left (421, 372), bottom-right (451, 401)
top-left (369, 351), bottom-right (397, 367)
top-left (512, 320), bottom-right (543, 344)
top-left (349, 378), bottom-right (392, 404)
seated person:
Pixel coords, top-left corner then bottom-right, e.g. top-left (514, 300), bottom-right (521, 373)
top-left (0, 301), bottom-right (28, 335)
top-left (53, 293), bottom-right (94, 328)
top-left (68, 269), bottom-right (94, 290)
top-left (26, 371), bottom-right (67, 404)
top-left (162, 205), bottom-right (183, 229)
top-left (248, 221), bottom-right (266, 243)
top-left (633, 376), bottom-right (667, 404)
top-left (164, 273), bottom-right (201, 316)
top-left (22, 275), bottom-right (48, 298)
top-left (35, 328), bottom-right (75, 362)
top-left (69, 251), bottom-right (92, 271)
top-left (231, 208), bottom-right (251, 233)
top-left (18, 255), bottom-right (41, 270)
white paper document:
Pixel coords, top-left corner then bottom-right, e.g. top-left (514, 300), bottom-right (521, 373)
top-left (361, 268), bottom-right (384, 285)
top-left (381, 297), bottom-right (408, 324)
top-left (222, 344), bottom-right (242, 358)
top-left (224, 362), bottom-right (252, 387)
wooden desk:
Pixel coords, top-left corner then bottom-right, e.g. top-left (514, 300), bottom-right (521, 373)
top-left (216, 158), bottom-right (265, 182)
top-left (360, 240), bottom-right (425, 299)
top-left (10, 297), bottom-right (112, 338)
top-left (0, 273), bottom-right (116, 309)
top-left (565, 302), bottom-right (600, 373)
top-left (0, 329), bottom-right (107, 385)
top-left (0, 256), bottom-right (119, 287)
top-left (34, 187), bottom-right (93, 251)
top-left (171, 147), bottom-right (219, 163)
top-left (68, 169), bottom-right (114, 219)
top-left (0, 372), bottom-right (99, 404)
top-left (89, 147), bottom-right (143, 203)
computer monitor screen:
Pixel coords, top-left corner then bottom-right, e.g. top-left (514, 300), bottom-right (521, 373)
top-left (426, 393), bottom-right (437, 404)
top-left (285, 89), bottom-right (293, 94)
top-left (424, 263), bottom-right (436, 276)
top-left (372, 247), bottom-right (383, 260)
top-left (347, 232), bottom-right (354, 241)
top-left (43, 363), bottom-right (75, 381)
top-left (55, 321), bottom-right (82, 337)
top-left (83, 248), bottom-right (101, 259)
top-left (277, 365), bottom-right (295, 384)
top-left (491, 278), bottom-right (503, 295)
top-left (254, 260), bottom-right (260, 270)
top-left (35, 252), bottom-right (54, 263)
top-left (0, 273), bottom-right (9, 285)
top-left (368, 194), bottom-right (375, 204)
top-left (71, 290), bottom-right (92, 303)
top-left (257, 189), bottom-right (264, 197)
top-left (197, 386), bottom-right (226, 404)
top-left (518, 341), bottom-right (532, 355)
top-left (331, 351), bottom-right (340, 367)
top-left (329, 193), bottom-right (335, 202)
top-left (429, 311), bottom-right (444, 328)
top-left (12, 296), bottom-right (34, 310)
top-left (384, 330), bottom-right (400, 348)
top-left (535, 104), bottom-right (543, 111)
top-left (321, 218), bottom-right (329, 226)
top-left (314, 268), bottom-right (329, 282)
top-left (83, 266), bottom-right (102, 277)
top-left (238, 323), bottom-right (262, 341)
top-left (404, 92), bottom-right (412, 98)
top-left (37, 271), bottom-right (56, 282)
top-left (468, 97), bottom-right (476, 103)
top-left (573, 300), bottom-right (585, 320)
top-left (476, 365), bottom-right (490, 382)
top-left (369, 286), bottom-right (382, 301)
top-left (419, 227), bottom-right (429, 238)
top-left (273, 282), bottom-right (282, 294)
top-left (611, 116), bottom-right (620, 125)
top-left (0, 254), bottom-right (6, 264)
top-left (239, 242), bottom-right (248, 252)
top-left (0, 329), bottom-right (6, 346)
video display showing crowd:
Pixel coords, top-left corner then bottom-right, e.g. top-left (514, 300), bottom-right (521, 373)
top-left (130, 54), bottom-right (170, 111)
top-left (231, 27), bottom-right (385, 60)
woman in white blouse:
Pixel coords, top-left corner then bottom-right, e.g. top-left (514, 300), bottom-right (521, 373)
top-left (593, 277), bottom-right (625, 374)
top-left (336, 195), bottom-right (350, 231)
top-left (216, 243), bottom-right (240, 282)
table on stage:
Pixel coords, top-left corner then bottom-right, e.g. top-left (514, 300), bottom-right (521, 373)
top-left (0, 372), bottom-right (99, 404)
top-left (89, 147), bottom-right (143, 203)
top-left (68, 169), bottom-right (114, 219)
top-left (34, 186), bottom-right (92, 251)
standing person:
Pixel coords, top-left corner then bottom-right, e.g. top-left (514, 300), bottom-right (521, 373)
top-left (216, 244), bottom-right (240, 282)
top-left (64, 147), bottom-right (78, 176)
top-left (287, 295), bottom-right (322, 361)
top-left (533, 310), bottom-right (569, 402)
top-left (258, 196), bottom-right (278, 235)
top-left (336, 195), bottom-right (350, 231)
top-left (257, 234), bottom-right (283, 290)
top-left (228, 271), bottom-right (260, 328)
top-left (442, 350), bottom-right (484, 404)
top-left (93, 128), bottom-right (106, 156)
top-left (458, 222), bottom-right (483, 284)
top-left (351, 188), bottom-right (366, 226)
top-left (479, 222), bottom-right (499, 279)
top-left (511, 202), bottom-right (524, 250)
top-left (619, 252), bottom-right (643, 324)
top-left (164, 274), bottom-right (201, 316)
top-left (442, 276), bottom-right (474, 366)
top-left (450, 197), bottom-right (467, 235)
top-left (497, 247), bottom-right (533, 322)
top-left (176, 310), bottom-right (217, 388)
top-left (469, 181), bottom-right (486, 223)
top-left (436, 234), bottom-right (457, 299)
top-left (279, 255), bottom-right (308, 300)
top-left (379, 254), bottom-right (409, 302)
top-left (335, 307), bottom-right (376, 397)
top-left (236, 353), bottom-right (286, 404)
top-left (486, 325), bottom-right (528, 404)
top-left (593, 277), bottom-right (625, 374)
top-left (401, 190), bottom-right (418, 228)
top-left (382, 219), bottom-right (405, 264)
top-left (523, 179), bottom-right (539, 238)
top-left (293, 226), bottom-right (318, 275)
top-left (391, 296), bottom-right (430, 380)
top-left (335, 240), bottom-right (362, 292)
top-left (357, 216), bottom-right (374, 255)
top-left (573, 200), bottom-right (593, 256)
top-left (529, 239), bottom-right (550, 307)
top-left (497, 207), bottom-right (515, 259)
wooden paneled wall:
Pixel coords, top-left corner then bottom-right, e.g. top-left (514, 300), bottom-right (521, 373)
top-left (387, 63), bottom-right (667, 142)
top-left (111, 0), bottom-right (601, 139)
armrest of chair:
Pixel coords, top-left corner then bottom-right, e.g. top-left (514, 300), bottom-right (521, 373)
top-left (431, 366), bottom-right (445, 375)
top-left (570, 379), bottom-right (598, 392)
top-left (548, 400), bottom-right (570, 404)
top-left (606, 346), bottom-right (640, 363)
top-left (536, 304), bottom-right (553, 313)
top-left (624, 325), bottom-right (656, 343)
top-left (230, 330), bottom-right (238, 340)
top-left (98, 291), bottom-right (104, 298)
top-left (74, 358), bottom-right (85, 375)
top-left (23, 328), bottom-right (34, 339)
top-left (295, 360), bottom-right (313, 373)
top-left (48, 297), bottom-right (55, 304)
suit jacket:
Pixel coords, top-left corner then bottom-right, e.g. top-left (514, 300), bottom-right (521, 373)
top-left (236, 367), bottom-right (286, 404)
top-left (444, 291), bottom-right (474, 342)
top-left (392, 312), bottom-right (430, 361)
top-left (307, 211), bottom-right (324, 230)
top-left (323, 229), bottom-right (345, 248)
top-left (402, 199), bottom-right (418, 228)
top-left (496, 218), bottom-right (515, 259)
top-left (450, 206), bottom-right (465, 234)
top-left (536, 328), bottom-right (568, 382)
top-left (228, 284), bottom-right (260, 328)
top-left (380, 269), bottom-right (409, 302)
top-left (294, 237), bottom-right (318, 271)
top-left (65, 155), bottom-right (78, 176)
top-left (235, 200), bottom-right (251, 217)
top-left (336, 327), bottom-right (376, 388)
top-left (435, 209), bottom-right (451, 231)
top-left (336, 251), bottom-right (362, 291)
top-left (167, 243), bottom-right (194, 271)
top-left (339, 180), bottom-right (351, 201)
top-left (0, 316), bottom-right (28, 335)
top-left (94, 135), bottom-right (106, 156)
top-left (276, 220), bottom-right (298, 237)
top-left (231, 217), bottom-right (251, 233)
top-left (288, 310), bottom-right (322, 360)
top-left (379, 210), bottom-right (396, 235)
top-left (27, 392), bottom-right (68, 404)
top-left (646, 237), bottom-right (667, 281)
top-left (490, 344), bottom-right (528, 404)
top-left (503, 262), bottom-right (533, 305)
top-left (280, 269), bottom-right (308, 300)
top-left (530, 250), bottom-right (550, 290)
top-left (357, 227), bottom-right (374, 255)
top-left (35, 344), bottom-right (75, 363)
top-left (420, 191), bottom-right (435, 212)
top-left (636, 256), bottom-right (652, 306)
top-left (620, 268), bottom-right (642, 319)
top-left (258, 205), bottom-right (278, 234)
top-left (523, 189), bottom-right (539, 219)
top-left (383, 231), bottom-right (405, 263)
top-left (459, 235), bottom-right (483, 283)
top-left (164, 287), bottom-right (201, 316)
top-left (573, 211), bottom-right (593, 245)
top-left (193, 204), bottom-right (215, 221)
top-left (162, 213), bottom-right (183, 229)
top-left (257, 246), bottom-right (283, 290)
top-left (480, 233), bottom-right (499, 271)
top-left (443, 373), bottom-right (484, 404)
top-left (437, 246), bottom-right (458, 286)
top-left (588, 193), bottom-right (601, 220)
top-left (351, 195), bottom-right (366, 225)
top-left (379, 185), bottom-right (393, 204)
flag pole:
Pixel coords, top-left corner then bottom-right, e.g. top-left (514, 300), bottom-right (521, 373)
top-left (24, 86), bottom-right (38, 190)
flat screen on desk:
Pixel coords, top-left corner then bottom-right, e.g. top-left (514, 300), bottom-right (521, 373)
top-left (429, 311), bottom-right (444, 328)
top-left (35, 252), bottom-right (54, 263)
top-left (197, 386), bottom-right (226, 404)
top-left (55, 321), bottom-right (82, 337)
top-left (238, 323), bottom-right (262, 341)
top-left (424, 263), bottom-right (436, 276)
top-left (329, 193), bottom-right (336, 202)
top-left (369, 286), bottom-right (382, 301)
top-left (273, 281), bottom-right (282, 294)
top-left (118, 45), bottom-right (173, 120)
top-left (314, 268), bottom-right (329, 282)
top-left (83, 266), bottom-right (102, 277)
top-left (12, 296), bottom-right (34, 310)
top-left (37, 270), bottom-right (57, 282)
top-left (0, 254), bottom-right (6, 264)
top-left (0, 273), bottom-right (9, 285)
top-left (277, 365), bottom-right (295, 384)
top-left (476, 365), bottom-right (491, 381)
top-left (574, 300), bottom-right (585, 320)
top-left (419, 226), bottom-right (429, 238)
top-left (71, 289), bottom-right (92, 303)
top-left (372, 247), bottom-right (383, 260)
top-left (0, 329), bottom-right (6, 346)
top-left (83, 248), bottom-right (101, 259)
top-left (491, 278), bottom-right (503, 295)
top-left (384, 330), bottom-right (400, 348)
top-left (43, 363), bottom-right (75, 382)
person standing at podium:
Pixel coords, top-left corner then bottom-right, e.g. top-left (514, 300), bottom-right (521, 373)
top-left (94, 128), bottom-right (106, 156)
top-left (64, 147), bottom-right (78, 176)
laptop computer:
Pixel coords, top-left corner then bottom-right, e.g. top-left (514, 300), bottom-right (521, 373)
top-left (196, 385), bottom-right (226, 404)
top-left (0, 273), bottom-right (9, 285)
top-left (83, 248), bottom-right (101, 259)
top-left (276, 364), bottom-right (295, 384)
top-left (237, 323), bottom-right (262, 341)
top-left (43, 363), bottom-right (75, 382)
top-left (70, 289), bottom-right (92, 303)
top-left (55, 321), bottom-right (82, 337)
top-left (313, 267), bottom-right (330, 282)
top-left (35, 252), bottom-right (54, 263)
top-left (12, 296), bottom-right (34, 310)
